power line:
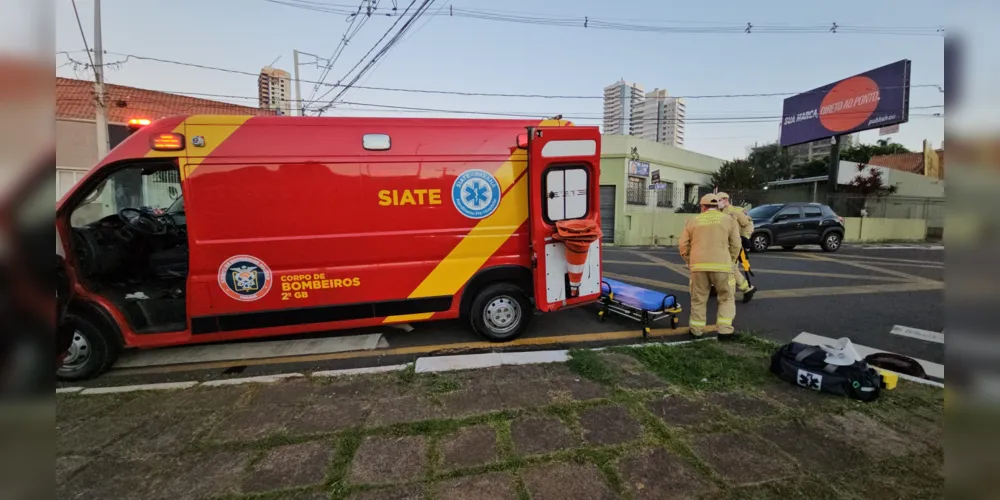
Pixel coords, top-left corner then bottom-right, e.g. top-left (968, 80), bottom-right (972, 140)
top-left (69, 0), bottom-right (97, 77)
top-left (56, 50), bottom-right (946, 102)
top-left (306, 0), bottom-right (370, 103)
top-left (313, 0), bottom-right (435, 112)
top-left (264, 0), bottom-right (944, 36)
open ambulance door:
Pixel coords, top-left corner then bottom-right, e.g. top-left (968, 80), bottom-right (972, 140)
top-left (526, 126), bottom-right (603, 312)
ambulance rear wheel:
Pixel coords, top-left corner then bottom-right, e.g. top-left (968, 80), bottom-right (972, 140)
top-left (470, 283), bottom-right (532, 342)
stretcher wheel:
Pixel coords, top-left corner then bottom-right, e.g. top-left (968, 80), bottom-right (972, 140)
top-left (598, 311), bottom-right (606, 322)
top-left (671, 316), bottom-right (679, 329)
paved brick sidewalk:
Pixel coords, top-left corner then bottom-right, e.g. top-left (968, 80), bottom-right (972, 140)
top-left (56, 339), bottom-right (944, 499)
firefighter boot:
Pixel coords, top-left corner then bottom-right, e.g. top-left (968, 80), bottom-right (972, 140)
top-left (712, 271), bottom-right (737, 341)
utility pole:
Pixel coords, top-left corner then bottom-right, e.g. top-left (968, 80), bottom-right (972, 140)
top-left (93, 0), bottom-right (109, 158)
top-left (826, 134), bottom-right (842, 203)
top-left (293, 49), bottom-right (304, 116)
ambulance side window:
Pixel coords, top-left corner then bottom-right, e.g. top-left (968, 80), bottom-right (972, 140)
top-left (544, 165), bottom-right (589, 222)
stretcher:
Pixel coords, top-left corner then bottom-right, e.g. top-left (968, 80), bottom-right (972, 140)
top-left (598, 278), bottom-right (682, 338)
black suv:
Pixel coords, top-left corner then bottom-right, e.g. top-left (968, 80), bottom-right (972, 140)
top-left (746, 202), bottom-right (845, 252)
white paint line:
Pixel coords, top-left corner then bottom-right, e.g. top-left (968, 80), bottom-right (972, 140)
top-left (595, 337), bottom-right (713, 350)
top-left (80, 381), bottom-right (199, 395)
top-left (890, 325), bottom-right (944, 344)
top-left (56, 387), bottom-right (84, 394)
top-left (311, 364), bottom-right (409, 377)
top-left (415, 353), bottom-right (503, 373)
top-left (201, 373), bottom-right (304, 387)
top-left (499, 350), bottom-right (569, 365)
top-left (114, 334), bottom-right (387, 369)
top-left (792, 332), bottom-right (944, 380)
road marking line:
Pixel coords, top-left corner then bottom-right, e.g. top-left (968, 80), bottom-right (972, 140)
top-left (792, 332), bottom-right (943, 380)
top-left (311, 365), bottom-right (409, 377)
top-left (201, 373), bottom-right (304, 387)
top-left (890, 325), bottom-right (944, 344)
top-left (604, 260), bottom-right (911, 282)
top-left (605, 272), bottom-right (943, 300)
top-left (80, 381), bottom-right (199, 395)
top-left (626, 250), bottom-right (691, 279)
top-left (804, 252), bottom-right (939, 283)
top-left (755, 281), bottom-right (943, 299)
top-left (56, 387), bottom-right (84, 394)
top-left (107, 326), bottom-right (702, 376)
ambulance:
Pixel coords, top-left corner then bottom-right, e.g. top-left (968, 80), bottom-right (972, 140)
top-left (55, 115), bottom-right (604, 379)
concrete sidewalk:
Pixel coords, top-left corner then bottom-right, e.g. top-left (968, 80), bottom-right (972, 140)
top-left (56, 337), bottom-right (944, 499)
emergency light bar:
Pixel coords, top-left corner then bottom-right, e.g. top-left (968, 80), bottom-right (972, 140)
top-left (127, 117), bottom-right (151, 131)
top-left (150, 133), bottom-right (185, 151)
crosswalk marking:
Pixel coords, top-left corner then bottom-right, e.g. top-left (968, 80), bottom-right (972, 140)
top-left (792, 332), bottom-right (944, 380)
top-left (890, 325), bottom-right (944, 344)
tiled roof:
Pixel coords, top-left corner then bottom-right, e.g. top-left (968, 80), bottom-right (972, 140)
top-left (56, 77), bottom-right (275, 124)
top-left (868, 150), bottom-right (946, 179)
top-left (868, 152), bottom-right (925, 175)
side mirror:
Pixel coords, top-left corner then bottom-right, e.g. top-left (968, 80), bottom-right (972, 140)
top-left (516, 133), bottom-right (529, 150)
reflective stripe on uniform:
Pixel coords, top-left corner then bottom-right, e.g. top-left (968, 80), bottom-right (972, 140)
top-left (689, 319), bottom-right (706, 327)
top-left (691, 263), bottom-right (733, 272)
top-left (717, 317), bottom-right (733, 325)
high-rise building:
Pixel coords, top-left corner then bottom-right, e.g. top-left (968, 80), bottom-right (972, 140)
top-left (787, 134), bottom-right (856, 164)
top-left (258, 66), bottom-right (292, 116)
top-left (634, 89), bottom-right (686, 147)
top-left (602, 80), bottom-right (644, 135)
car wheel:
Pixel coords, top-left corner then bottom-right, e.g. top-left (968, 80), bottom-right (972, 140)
top-left (56, 313), bottom-right (122, 381)
top-left (781, 245), bottom-right (796, 250)
top-left (470, 283), bottom-right (532, 342)
top-left (750, 233), bottom-right (770, 253)
top-left (821, 233), bottom-right (842, 252)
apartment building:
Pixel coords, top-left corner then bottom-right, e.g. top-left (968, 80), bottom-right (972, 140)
top-left (602, 79), bottom-right (644, 135)
top-left (258, 66), bottom-right (292, 116)
top-left (633, 88), bottom-right (685, 147)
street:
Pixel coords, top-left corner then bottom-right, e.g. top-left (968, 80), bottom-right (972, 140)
top-left (63, 244), bottom-right (944, 388)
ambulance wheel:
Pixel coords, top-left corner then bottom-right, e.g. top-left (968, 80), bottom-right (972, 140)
top-left (56, 313), bottom-right (122, 381)
top-left (470, 283), bottom-right (532, 342)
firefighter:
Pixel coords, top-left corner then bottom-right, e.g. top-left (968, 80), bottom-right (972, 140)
top-left (679, 194), bottom-right (742, 341)
top-left (717, 192), bottom-right (757, 303)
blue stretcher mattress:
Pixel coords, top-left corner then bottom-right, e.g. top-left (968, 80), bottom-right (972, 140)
top-left (601, 278), bottom-right (676, 312)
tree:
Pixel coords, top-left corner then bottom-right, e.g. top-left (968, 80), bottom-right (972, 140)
top-left (793, 157), bottom-right (830, 178)
top-left (710, 158), bottom-right (764, 205)
top-left (845, 163), bottom-right (898, 198)
top-left (746, 142), bottom-right (795, 181)
top-left (840, 138), bottom-right (911, 164)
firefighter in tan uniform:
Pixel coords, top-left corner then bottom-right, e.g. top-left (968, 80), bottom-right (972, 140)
top-left (679, 194), bottom-right (742, 340)
top-left (717, 192), bottom-right (757, 303)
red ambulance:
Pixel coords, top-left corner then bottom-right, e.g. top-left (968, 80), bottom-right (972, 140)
top-left (55, 115), bottom-right (604, 379)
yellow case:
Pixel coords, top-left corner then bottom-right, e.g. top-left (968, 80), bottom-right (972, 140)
top-left (879, 370), bottom-right (899, 390)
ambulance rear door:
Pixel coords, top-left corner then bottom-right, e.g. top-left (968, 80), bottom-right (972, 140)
top-left (525, 126), bottom-right (603, 312)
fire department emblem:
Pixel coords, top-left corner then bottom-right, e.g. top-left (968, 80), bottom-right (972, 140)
top-left (452, 169), bottom-right (502, 219)
top-left (218, 255), bottom-right (272, 301)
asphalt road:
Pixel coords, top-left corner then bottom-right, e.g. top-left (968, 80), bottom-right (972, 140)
top-left (63, 243), bottom-right (944, 387)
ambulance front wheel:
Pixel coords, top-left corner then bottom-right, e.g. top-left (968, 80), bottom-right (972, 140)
top-left (56, 312), bottom-right (122, 381)
top-left (470, 283), bottom-right (532, 342)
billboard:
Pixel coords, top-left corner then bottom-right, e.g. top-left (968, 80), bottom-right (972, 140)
top-left (628, 160), bottom-right (649, 177)
top-left (779, 60), bottom-right (911, 147)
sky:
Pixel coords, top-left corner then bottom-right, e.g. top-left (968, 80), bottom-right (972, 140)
top-left (52, 0), bottom-right (949, 160)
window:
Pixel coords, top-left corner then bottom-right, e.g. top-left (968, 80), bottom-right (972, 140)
top-left (626, 176), bottom-right (647, 206)
top-left (544, 166), bottom-right (589, 222)
top-left (56, 168), bottom-right (89, 201)
top-left (803, 206), bottom-right (823, 218)
top-left (656, 181), bottom-right (675, 207)
top-left (747, 204), bottom-right (782, 219)
top-left (70, 164), bottom-right (182, 228)
top-left (775, 207), bottom-right (802, 220)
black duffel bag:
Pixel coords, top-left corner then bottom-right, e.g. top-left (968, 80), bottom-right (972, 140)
top-left (769, 342), bottom-right (883, 402)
